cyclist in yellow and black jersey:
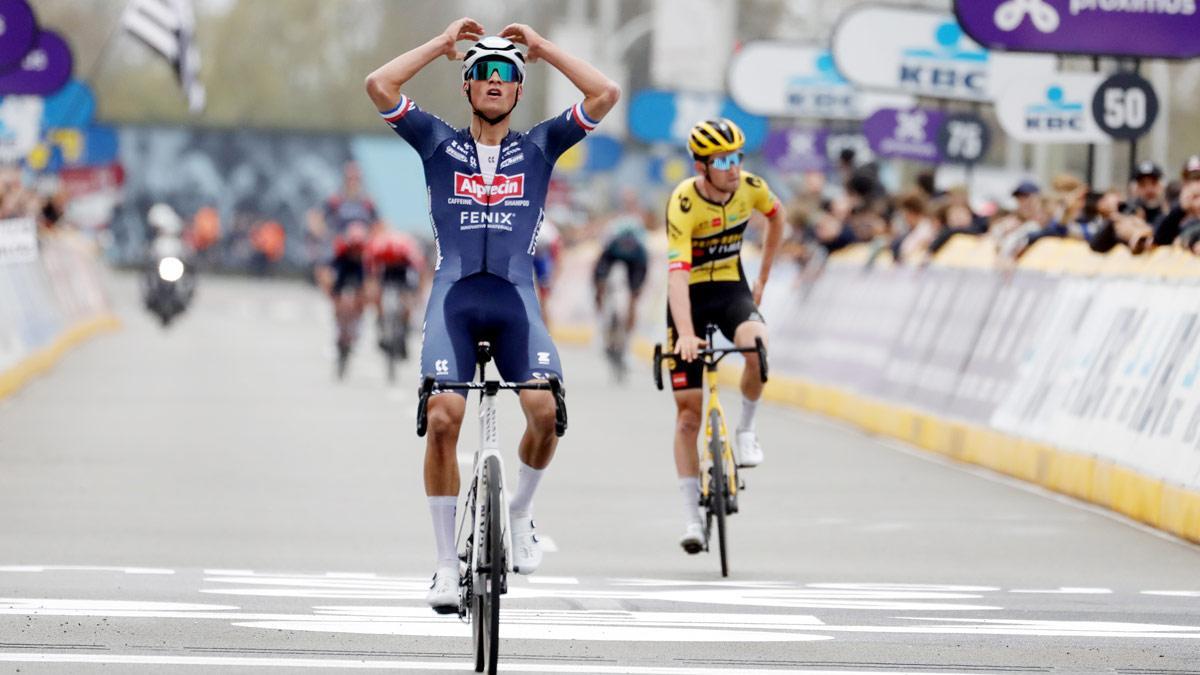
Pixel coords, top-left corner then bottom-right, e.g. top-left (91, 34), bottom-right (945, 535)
top-left (663, 118), bottom-right (786, 554)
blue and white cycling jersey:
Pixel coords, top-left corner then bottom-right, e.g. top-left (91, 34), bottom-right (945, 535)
top-left (379, 96), bottom-right (597, 389)
top-left (379, 96), bottom-right (596, 287)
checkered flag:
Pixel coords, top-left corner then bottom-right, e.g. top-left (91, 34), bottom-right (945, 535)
top-left (122, 0), bottom-right (206, 113)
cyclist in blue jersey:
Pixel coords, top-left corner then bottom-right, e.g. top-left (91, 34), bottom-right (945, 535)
top-left (365, 17), bottom-right (620, 613)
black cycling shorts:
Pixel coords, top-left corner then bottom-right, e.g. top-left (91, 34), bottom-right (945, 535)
top-left (593, 238), bottom-right (648, 293)
top-left (331, 255), bottom-right (365, 294)
top-left (381, 264), bottom-right (418, 290)
top-left (665, 281), bottom-right (763, 391)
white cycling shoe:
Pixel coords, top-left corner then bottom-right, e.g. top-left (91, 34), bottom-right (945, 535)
top-left (426, 565), bottom-right (460, 615)
top-left (679, 521), bottom-right (705, 555)
top-left (510, 515), bottom-right (543, 575)
top-left (735, 429), bottom-right (764, 468)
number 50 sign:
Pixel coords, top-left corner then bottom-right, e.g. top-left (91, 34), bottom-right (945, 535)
top-left (1092, 72), bottom-right (1158, 141)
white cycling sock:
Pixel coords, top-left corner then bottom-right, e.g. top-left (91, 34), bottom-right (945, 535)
top-left (678, 477), bottom-right (702, 526)
top-left (428, 496), bottom-right (458, 570)
top-left (508, 461), bottom-right (544, 519)
top-left (738, 396), bottom-right (759, 432)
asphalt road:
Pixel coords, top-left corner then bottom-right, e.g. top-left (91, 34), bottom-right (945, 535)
top-left (2, 275), bottom-right (1200, 674)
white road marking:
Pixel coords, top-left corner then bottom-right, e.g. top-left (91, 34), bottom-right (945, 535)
top-left (0, 565), bottom-right (174, 575)
top-left (1143, 590), bottom-right (1200, 597)
top-left (1010, 587), bottom-right (1112, 594)
top-left (0, 654), bottom-right (994, 674)
top-left (239, 606), bottom-right (830, 642)
top-left (525, 575), bottom-right (579, 585)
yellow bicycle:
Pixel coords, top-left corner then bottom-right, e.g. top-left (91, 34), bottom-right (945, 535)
top-left (653, 324), bottom-right (767, 577)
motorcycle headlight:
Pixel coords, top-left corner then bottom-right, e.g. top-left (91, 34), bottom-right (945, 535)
top-left (158, 257), bottom-right (185, 282)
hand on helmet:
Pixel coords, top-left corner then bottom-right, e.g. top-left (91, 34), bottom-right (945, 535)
top-left (442, 17), bottom-right (485, 60)
top-left (499, 24), bottom-right (545, 62)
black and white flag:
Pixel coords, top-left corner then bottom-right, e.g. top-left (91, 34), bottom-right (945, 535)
top-left (122, 0), bottom-right (206, 113)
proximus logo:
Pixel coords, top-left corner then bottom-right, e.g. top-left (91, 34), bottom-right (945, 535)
top-left (994, 0), bottom-right (1061, 32)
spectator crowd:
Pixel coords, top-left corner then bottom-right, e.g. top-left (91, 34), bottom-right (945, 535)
top-left (780, 152), bottom-right (1200, 270)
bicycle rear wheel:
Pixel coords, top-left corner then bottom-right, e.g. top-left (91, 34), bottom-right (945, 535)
top-left (472, 455), bottom-right (503, 674)
top-left (707, 408), bottom-right (729, 577)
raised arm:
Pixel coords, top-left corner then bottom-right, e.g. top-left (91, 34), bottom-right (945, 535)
top-left (499, 23), bottom-right (621, 122)
top-left (364, 18), bottom-right (484, 113)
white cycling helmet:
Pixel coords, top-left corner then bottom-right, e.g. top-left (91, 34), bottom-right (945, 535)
top-left (147, 203), bottom-right (183, 235)
top-left (461, 36), bottom-right (526, 83)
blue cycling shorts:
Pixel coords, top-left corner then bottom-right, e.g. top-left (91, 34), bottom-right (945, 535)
top-left (420, 272), bottom-right (562, 395)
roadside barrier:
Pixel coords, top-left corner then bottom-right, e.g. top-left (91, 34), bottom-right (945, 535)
top-left (0, 222), bottom-right (119, 399)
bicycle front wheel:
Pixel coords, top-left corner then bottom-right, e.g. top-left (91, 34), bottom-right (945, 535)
top-left (473, 454), bottom-right (503, 674)
top-left (707, 408), bottom-right (729, 577)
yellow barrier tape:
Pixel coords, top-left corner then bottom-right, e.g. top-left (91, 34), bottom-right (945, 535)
top-left (0, 315), bottom-right (121, 401)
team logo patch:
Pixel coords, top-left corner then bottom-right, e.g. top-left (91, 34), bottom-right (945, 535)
top-left (454, 172), bottom-right (525, 206)
top-left (672, 372), bottom-right (689, 387)
top-left (680, 196), bottom-right (692, 213)
top-left (537, 351), bottom-right (551, 366)
top-left (745, 175), bottom-right (763, 188)
top-left (435, 359), bottom-right (449, 375)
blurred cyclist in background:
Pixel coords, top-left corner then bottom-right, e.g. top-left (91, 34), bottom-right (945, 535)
top-left (364, 228), bottom-right (428, 359)
top-left (593, 189), bottom-right (649, 370)
top-left (312, 162), bottom-right (380, 377)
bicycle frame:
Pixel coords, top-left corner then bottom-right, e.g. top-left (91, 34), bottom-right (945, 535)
top-left (701, 361), bottom-right (738, 504)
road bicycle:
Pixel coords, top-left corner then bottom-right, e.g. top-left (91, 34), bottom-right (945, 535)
top-left (376, 276), bottom-right (414, 383)
top-left (599, 268), bottom-right (632, 383)
top-left (417, 343), bottom-right (566, 674)
top-left (653, 324), bottom-right (767, 577)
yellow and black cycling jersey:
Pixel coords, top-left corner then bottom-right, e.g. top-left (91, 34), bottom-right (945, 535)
top-left (665, 172), bottom-right (780, 284)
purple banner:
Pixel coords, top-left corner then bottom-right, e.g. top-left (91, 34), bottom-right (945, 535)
top-left (863, 107), bottom-right (946, 164)
top-left (0, 30), bottom-right (72, 96)
top-left (0, 0), bottom-right (36, 70)
top-left (764, 128), bottom-right (830, 173)
top-left (955, 0), bottom-right (1200, 60)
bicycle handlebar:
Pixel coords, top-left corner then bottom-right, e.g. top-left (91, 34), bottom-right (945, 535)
top-left (416, 374), bottom-right (568, 438)
top-left (652, 337), bottom-right (768, 391)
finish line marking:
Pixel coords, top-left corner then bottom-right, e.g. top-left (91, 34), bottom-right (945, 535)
top-left (0, 653), bottom-right (996, 674)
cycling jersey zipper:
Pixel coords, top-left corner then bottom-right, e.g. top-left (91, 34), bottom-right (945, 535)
top-left (469, 138), bottom-right (490, 274)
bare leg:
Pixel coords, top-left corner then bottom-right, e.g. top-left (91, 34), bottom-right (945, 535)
top-left (673, 389), bottom-right (703, 478)
top-left (517, 388), bottom-right (559, 469)
top-left (424, 394), bottom-right (466, 496)
top-left (734, 320), bottom-right (768, 402)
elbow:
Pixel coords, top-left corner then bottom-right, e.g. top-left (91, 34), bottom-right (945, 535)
top-left (364, 71), bottom-right (385, 97)
top-left (599, 80), bottom-right (622, 107)
top-left (364, 70), bottom-right (398, 104)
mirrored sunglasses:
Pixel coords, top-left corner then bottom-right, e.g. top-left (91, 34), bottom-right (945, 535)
top-left (468, 60), bottom-right (520, 83)
top-left (709, 153), bottom-right (744, 171)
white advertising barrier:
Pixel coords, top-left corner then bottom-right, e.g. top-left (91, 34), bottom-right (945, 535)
top-left (995, 72), bottom-right (1111, 144)
top-left (831, 5), bottom-right (1057, 102)
top-left (0, 228), bottom-right (115, 393)
top-left (728, 42), bottom-right (915, 120)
